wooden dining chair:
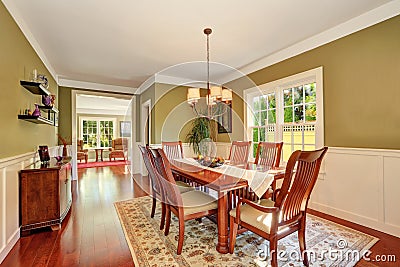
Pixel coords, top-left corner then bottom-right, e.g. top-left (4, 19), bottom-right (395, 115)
top-left (148, 147), bottom-right (193, 194)
top-left (229, 147), bottom-right (328, 267)
top-left (138, 145), bottom-right (165, 229)
top-left (228, 141), bottom-right (251, 166)
top-left (254, 142), bottom-right (284, 199)
top-left (254, 142), bottom-right (283, 167)
top-left (162, 141), bottom-right (184, 160)
top-left (150, 148), bottom-right (218, 255)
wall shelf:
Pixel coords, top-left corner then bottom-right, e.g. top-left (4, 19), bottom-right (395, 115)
top-left (38, 105), bottom-right (59, 113)
top-left (19, 80), bottom-right (58, 126)
top-left (20, 80), bottom-right (50, 96)
top-left (18, 115), bottom-right (54, 125)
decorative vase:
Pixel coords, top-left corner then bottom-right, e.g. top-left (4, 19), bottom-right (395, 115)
top-left (38, 146), bottom-right (50, 163)
top-left (32, 104), bottom-right (41, 117)
top-left (50, 95), bottom-right (56, 106)
top-left (62, 145), bottom-right (68, 157)
top-left (42, 95), bottom-right (52, 107)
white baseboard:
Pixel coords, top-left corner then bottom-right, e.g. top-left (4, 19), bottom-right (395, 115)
top-left (309, 201), bottom-right (400, 238)
top-left (0, 229), bottom-right (19, 264)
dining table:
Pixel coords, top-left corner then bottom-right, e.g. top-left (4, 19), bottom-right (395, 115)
top-left (169, 158), bottom-right (285, 254)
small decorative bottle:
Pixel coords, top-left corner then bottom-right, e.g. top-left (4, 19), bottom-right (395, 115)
top-left (32, 104), bottom-right (41, 117)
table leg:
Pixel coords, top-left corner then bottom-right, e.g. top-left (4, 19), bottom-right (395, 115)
top-left (95, 149), bottom-right (99, 162)
top-left (216, 191), bottom-right (229, 254)
top-left (100, 149), bottom-right (103, 161)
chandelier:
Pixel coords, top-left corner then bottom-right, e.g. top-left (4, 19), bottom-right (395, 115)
top-left (187, 28), bottom-right (232, 119)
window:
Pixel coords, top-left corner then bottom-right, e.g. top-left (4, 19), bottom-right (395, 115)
top-left (81, 118), bottom-right (116, 148)
top-left (245, 67), bottom-right (323, 162)
top-left (250, 93), bottom-right (276, 157)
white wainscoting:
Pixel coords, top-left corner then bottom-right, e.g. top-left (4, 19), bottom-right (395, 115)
top-left (0, 146), bottom-right (60, 263)
top-left (309, 147), bottom-right (400, 238)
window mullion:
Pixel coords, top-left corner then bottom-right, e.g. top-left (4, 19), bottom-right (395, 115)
top-left (275, 87), bottom-right (283, 142)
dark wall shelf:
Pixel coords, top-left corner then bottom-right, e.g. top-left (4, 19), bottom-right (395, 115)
top-left (18, 115), bottom-right (54, 125)
top-left (19, 80), bottom-right (58, 126)
top-left (20, 81), bottom-right (50, 96)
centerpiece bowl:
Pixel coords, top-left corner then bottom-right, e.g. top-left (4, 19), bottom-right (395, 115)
top-left (196, 156), bottom-right (225, 168)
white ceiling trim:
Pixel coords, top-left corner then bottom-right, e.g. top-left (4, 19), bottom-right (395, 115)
top-left (76, 108), bottom-right (128, 116)
top-left (238, 0), bottom-right (400, 77)
top-left (59, 78), bottom-right (135, 95)
top-left (135, 75), bottom-right (155, 95)
top-left (1, 0), bottom-right (58, 82)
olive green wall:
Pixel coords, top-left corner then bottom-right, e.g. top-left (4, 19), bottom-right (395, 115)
top-left (58, 87), bottom-right (72, 144)
top-left (231, 15), bottom-right (400, 150)
top-left (154, 83), bottom-right (193, 144)
top-left (152, 83), bottom-right (245, 144)
top-left (0, 2), bottom-right (58, 158)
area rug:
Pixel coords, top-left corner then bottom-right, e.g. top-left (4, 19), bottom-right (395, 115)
top-left (77, 160), bottom-right (129, 169)
top-left (114, 197), bottom-right (378, 267)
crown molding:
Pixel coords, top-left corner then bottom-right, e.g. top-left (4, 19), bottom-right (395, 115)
top-left (59, 78), bottom-right (135, 95)
top-left (76, 108), bottom-right (128, 116)
top-left (237, 0), bottom-right (400, 77)
top-left (135, 75), bottom-right (155, 95)
top-left (2, 0), bottom-right (58, 82)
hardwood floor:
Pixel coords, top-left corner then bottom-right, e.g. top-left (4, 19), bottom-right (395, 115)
top-left (1, 165), bottom-right (399, 266)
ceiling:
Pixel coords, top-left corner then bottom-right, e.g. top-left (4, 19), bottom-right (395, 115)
top-left (76, 94), bottom-right (131, 116)
top-left (2, 0), bottom-right (398, 91)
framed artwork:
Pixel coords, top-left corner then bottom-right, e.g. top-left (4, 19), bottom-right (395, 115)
top-left (120, 121), bottom-right (131, 137)
top-left (217, 103), bottom-right (232, 133)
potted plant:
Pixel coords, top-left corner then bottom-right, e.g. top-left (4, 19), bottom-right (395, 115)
top-left (57, 134), bottom-right (71, 157)
top-left (185, 117), bottom-right (216, 155)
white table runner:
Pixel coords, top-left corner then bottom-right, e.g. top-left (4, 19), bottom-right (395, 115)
top-left (174, 158), bottom-right (276, 198)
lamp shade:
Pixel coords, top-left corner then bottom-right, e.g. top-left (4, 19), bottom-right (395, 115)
top-left (222, 88), bottom-right (233, 101)
top-left (187, 87), bottom-right (200, 103)
top-left (210, 86), bottom-right (222, 98)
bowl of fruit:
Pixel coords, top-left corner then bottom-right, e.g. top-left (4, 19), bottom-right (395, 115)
top-left (196, 155), bottom-right (225, 168)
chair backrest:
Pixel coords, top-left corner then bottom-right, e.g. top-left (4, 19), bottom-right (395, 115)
top-left (138, 145), bottom-right (161, 197)
top-left (162, 141), bottom-right (184, 160)
top-left (229, 141), bottom-right (251, 166)
top-left (275, 147), bottom-right (328, 226)
top-left (77, 140), bottom-right (84, 152)
top-left (254, 142), bottom-right (283, 168)
top-left (149, 148), bottom-right (182, 207)
top-left (112, 137), bottom-right (128, 151)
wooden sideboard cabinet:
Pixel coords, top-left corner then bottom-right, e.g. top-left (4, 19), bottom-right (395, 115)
top-left (19, 160), bottom-right (72, 234)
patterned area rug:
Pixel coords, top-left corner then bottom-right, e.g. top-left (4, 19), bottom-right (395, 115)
top-left (114, 197), bottom-right (378, 267)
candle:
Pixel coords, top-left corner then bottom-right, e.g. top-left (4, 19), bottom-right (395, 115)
top-left (33, 69), bottom-right (37, 81)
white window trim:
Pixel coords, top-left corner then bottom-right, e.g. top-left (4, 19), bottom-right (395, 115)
top-left (244, 66), bottom-right (324, 158)
top-left (79, 116), bottom-right (117, 148)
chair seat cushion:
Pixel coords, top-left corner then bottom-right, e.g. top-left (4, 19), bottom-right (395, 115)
top-left (176, 181), bottom-right (194, 193)
top-left (229, 198), bottom-right (277, 234)
top-left (181, 190), bottom-right (218, 215)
